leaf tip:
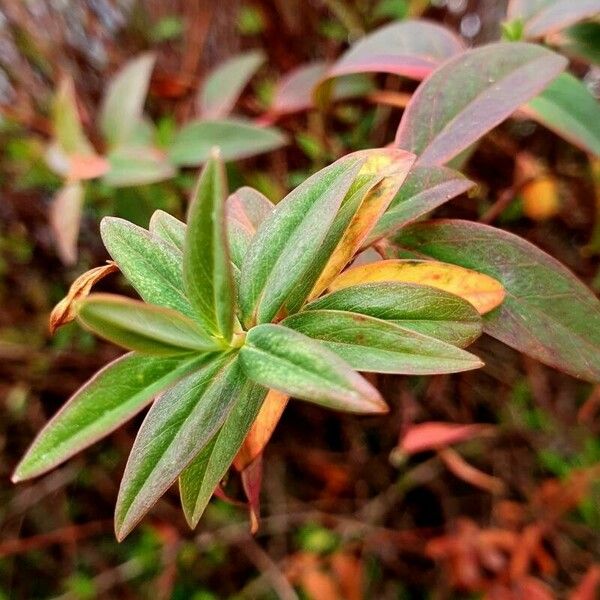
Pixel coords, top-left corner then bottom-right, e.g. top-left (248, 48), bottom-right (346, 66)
top-left (114, 517), bottom-right (129, 543)
top-left (360, 386), bottom-right (389, 414)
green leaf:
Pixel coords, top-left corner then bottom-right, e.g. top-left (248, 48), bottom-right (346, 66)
top-left (395, 42), bottom-right (567, 165)
top-left (115, 354), bottom-right (244, 540)
top-left (240, 323), bottom-right (387, 413)
top-left (149, 210), bottom-right (186, 251)
top-left (558, 22), bottom-right (600, 64)
top-left (78, 294), bottom-right (220, 355)
top-left (183, 156), bottom-right (235, 341)
top-left (238, 155), bottom-right (366, 327)
top-left (52, 77), bottom-right (94, 156)
top-left (523, 72), bottom-right (600, 155)
top-left (395, 219), bottom-right (600, 382)
top-left (179, 381), bottom-right (268, 527)
top-left (199, 50), bottom-right (266, 119)
top-left (103, 145), bottom-right (176, 187)
top-left (367, 165), bottom-right (475, 243)
top-left (283, 310), bottom-right (483, 374)
top-left (303, 282), bottom-right (482, 348)
top-left (99, 53), bottom-right (156, 148)
top-left (169, 118), bottom-right (287, 167)
top-left (101, 217), bottom-right (194, 318)
top-left (12, 353), bottom-right (204, 482)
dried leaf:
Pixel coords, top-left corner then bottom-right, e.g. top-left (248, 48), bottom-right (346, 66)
top-left (329, 259), bottom-right (506, 314)
top-left (49, 262), bottom-right (119, 334)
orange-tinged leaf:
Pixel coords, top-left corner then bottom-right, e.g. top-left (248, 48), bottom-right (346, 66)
top-left (240, 454), bottom-right (263, 534)
top-left (330, 553), bottom-right (364, 600)
top-left (310, 149), bottom-right (415, 298)
top-left (521, 176), bottom-right (560, 221)
top-left (67, 154), bottom-right (110, 182)
top-left (234, 389), bottom-right (289, 471)
top-left (400, 422), bottom-right (493, 455)
top-left (49, 262), bottom-right (119, 334)
top-left (329, 259), bottom-right (505, 314)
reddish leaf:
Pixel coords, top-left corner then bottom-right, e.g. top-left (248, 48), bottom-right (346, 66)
top-left (400, 422), bottom-right (493, 454)
top-left (324, 19), bottom-right (464, 82)
top-left (395, 43), bottom-right (566, 165)
top-left (271, 62), bottom-right (328, 115)
top-left (396, 219), bottom-right (600, 382)
top-left (67, 154), bottom-right (110, 181)
top-left (570, 565), bottom-right (600, 600)
top-left (270, 61), bottom-right (373, 117)
top-left (241, 454), bottom-right (263, 534)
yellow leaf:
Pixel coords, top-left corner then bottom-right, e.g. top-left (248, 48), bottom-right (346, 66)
top-left (309, 148), bottom-right (415, 299)
top-left (329, 259), bottom-right (505, 314)
top-left (49, 262), bottom-right (119, 334)
top-left (233, 389), bottom-right (289, 471)
top-left (521, 176), bottom-right (560, 221)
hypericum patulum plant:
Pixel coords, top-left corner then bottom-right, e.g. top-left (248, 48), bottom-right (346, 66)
top-left (13, 41), bottom-right (600, 541)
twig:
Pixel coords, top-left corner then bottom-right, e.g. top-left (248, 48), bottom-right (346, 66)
top-left (238, 536), bottom-right (299, 600)
top-left (50, 556), bottom-right (145, 600)
top-left (0, 519), bottom-right (111, 558)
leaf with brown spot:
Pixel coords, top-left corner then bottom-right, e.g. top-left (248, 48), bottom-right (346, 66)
top-left (329, 259), bottom-right (505, 314)
top-left (49, 262), bottom-right (119, 334)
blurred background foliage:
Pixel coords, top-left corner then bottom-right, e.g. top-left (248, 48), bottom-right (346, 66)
top-left (1, 0), bottom-right (599, 598)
